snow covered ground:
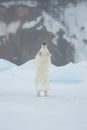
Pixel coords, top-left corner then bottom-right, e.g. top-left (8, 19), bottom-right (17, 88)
top-left (0, 59), bottom-right (87, 130)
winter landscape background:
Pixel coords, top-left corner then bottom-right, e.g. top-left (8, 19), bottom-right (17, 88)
top-left (0, 0), bottom-right (87, 130)
top-left (0, 0), bottom-right (87, 65)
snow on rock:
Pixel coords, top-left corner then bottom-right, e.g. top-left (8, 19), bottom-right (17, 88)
top-left (22, 16), bottom-right (42, 29)
top-left (64, 2), bottom-right (87, 40)
top-left (0, 21), bottom-right (7, 36)
top-left (0, 20), bottom-right (21, 41)
top-left (22, 11), bottom-right (64, 45)
top-left (64, 2), bottom-right (87, 62)
top-left (36, 25), bottom-right (43, 30)
top-left (42, 11), bottom-right (64, 45)
top-left (42, 11), bottom-right (64, 35)
top-left (0, 1), bottom-right (87, 63)
top-left (7, 20), bottom-right (21, 34)
top-left (0, 1), bottom-right (37, 8)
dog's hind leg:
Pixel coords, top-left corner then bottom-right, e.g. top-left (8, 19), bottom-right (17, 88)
top-left (37, 91), bottom-right (40, 96)
top-left (44, 91), bottom-right (48, 96)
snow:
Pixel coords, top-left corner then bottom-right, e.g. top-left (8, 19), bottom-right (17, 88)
top-left (22, 11), bottom-right (64, 45)
top-left (64, 2), bottom-right (87, 62)
top-left (21, 1), bottom-right (87, 60)
top-left (50, 62), bottom-right (82, 83)
top-left (7, 20), bottom-right (21, 34)
top-left (42, 11), bottom-right (64, 45)
top-left (0, 1), bottom-right (37, 8)
top-left (52, 35), bottom-right (59, 45)
top-left (0, 59), bottom-right (87, 130)
top-left (0, 20), bottom-right (21, 40)
top-left (36, 25), bottom-right (43, 30)
top-left (0, 59), bottom-right (16, 71)
top-left (42, 11), bottom-right (64, 35)
top-left (0, 21), bottom-right (7, 36)
top-left (22, 16), bottom-right (42, 29)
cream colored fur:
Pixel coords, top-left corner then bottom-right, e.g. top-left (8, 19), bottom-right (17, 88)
top-left (35, 44), bottom-right (51, 96)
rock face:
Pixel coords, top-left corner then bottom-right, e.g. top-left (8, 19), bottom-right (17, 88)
top-left (0, 1), bottom-right (74, 66)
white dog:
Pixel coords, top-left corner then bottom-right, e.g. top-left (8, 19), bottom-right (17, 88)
top-left (35, 43), bottom-right (51, 96)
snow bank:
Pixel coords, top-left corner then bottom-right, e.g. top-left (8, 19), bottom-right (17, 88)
top-left (50, 63), bottom-right (82, 83)
top-left (75, 60), bottom-right (87, 80)
top-left (12, 60), bottom-right (35, 81)
top-left (0, 59), bottom-right (86, 82)
top-left (19, 59), bottom-right (35, 69)
top-left (19, 60), bottom-right (82, 83)
top-left (0, 59), bottom-right (16, 71)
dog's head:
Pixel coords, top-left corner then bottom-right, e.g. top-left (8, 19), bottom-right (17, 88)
top-left (38, 43), bottom-right (51, 57)
top-left (41, 43), bottom-right (47, 49)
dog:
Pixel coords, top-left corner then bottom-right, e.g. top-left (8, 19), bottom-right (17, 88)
top-left (35, 43), bottom-right (51, 96)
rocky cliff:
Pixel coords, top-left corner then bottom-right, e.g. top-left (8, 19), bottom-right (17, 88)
top-left (0, 0), bottom-right (86, 66)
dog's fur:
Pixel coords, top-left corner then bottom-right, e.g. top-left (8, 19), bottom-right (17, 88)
top-left (35, 43), bottom-right (51, 96)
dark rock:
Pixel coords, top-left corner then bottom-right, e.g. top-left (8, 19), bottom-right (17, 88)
top-left (0, 4), bottom-right (74, 66)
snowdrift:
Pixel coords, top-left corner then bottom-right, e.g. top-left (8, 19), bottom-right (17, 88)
top-left (50, 63), bottom-right (82, 83)
top-left (0, 59), bottom-right (86, 83)
top-left (0, 59), bottom-right (17, 71)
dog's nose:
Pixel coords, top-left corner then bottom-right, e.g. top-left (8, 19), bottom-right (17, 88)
top-left (42, 43), bottom-right (46, 45)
